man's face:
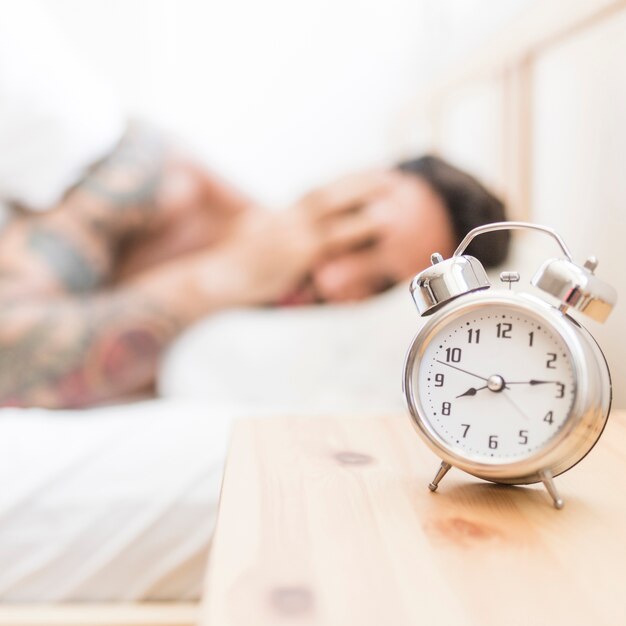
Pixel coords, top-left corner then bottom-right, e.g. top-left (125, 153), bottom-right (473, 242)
top-left (308, 170), bottom-right (456, 303)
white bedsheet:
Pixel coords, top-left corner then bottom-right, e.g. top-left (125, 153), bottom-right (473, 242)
top-left (0, 400), bottom-right (233, 601)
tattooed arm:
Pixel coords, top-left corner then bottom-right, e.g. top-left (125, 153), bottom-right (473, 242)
top-left (0, 124), bottom-right (255, 407)
top-left (0, 258), bottom-right (240, 408)
top-left (0, 285), bottom-right (180, 408)
top-left (0, 125), bottom-right (253, 298)
top-left (0, 124), bottom-right (389, 408)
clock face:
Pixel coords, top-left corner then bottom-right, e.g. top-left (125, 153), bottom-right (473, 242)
top-left (414, 304), bottom-right (577, 462)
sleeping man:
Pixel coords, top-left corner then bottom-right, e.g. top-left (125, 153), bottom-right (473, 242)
top-left (0, 8), bottom-right (509, 414)
top-left (0, 125), bottom-right (508, 409)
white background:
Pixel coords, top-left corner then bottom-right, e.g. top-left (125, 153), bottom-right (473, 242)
top-left (45, 0), bottom-right (530, 207)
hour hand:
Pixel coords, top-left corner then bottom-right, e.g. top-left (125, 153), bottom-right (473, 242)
top-left (456, 385), bottom-right (487, 398)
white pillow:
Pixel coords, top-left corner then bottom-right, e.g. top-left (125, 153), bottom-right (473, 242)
top-left (158, 282), bottom-right (422, 417)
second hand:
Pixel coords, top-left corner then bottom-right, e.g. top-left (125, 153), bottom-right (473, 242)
top-left (501, 390), bottom-right (531, 421)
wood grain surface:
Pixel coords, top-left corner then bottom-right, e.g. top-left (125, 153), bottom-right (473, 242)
top-left (202, 411), bottom-right (626, 626)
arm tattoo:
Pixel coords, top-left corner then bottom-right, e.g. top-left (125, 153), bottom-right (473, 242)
top-left (6, 125), bottom-right (168, 295)
top-left (27, 225), bottom-right (103, 292)
top-left (80, 125), bottom-right (165, 208)
top-left (0, 293), bottom-right (180, 408)
top-left (0, 125), bottom-right (185, 407)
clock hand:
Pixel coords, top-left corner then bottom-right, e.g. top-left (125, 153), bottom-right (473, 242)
top-left (456, 385), bottom-right (488, 398)
top-left (435, 360), bottom-right (489, 382)
top-left (506, 380), bottom-right (561, 385)
top-left (501, 390), bottom-right (530, 421)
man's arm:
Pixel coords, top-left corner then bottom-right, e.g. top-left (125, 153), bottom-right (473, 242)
top-left (0, 125), bottom-right (252, 407)
top-left (0, 125), bottom-right (252, 298)
top-left (0, 282), bottom-right (178, 408)
top-left (0, 252), bottom-right (242, 408)
top-left (0, 130), bottom-right (390, 408)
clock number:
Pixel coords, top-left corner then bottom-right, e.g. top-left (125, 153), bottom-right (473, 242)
top-left (488, 435), bottom-right (498, 449)
top-left (518, 429), bottom-right (529, 445)
top-left (467, 328), bottom-right (481, 344)
top-left (434, 373), bottom-right (445, 387)
top-left (528, 331), bottom-right (534, 347)
top-left (546, 353), bottom-right (557, 369)
top-left (555, 383), bottom-right (565, 399)
top-left (461, 423), bottom-right (470, 438)
top-left (445, 347), bottom-right (462, 363)
top-left (496, 322), bottom-right (512, 339)
top-left (543, 410), bottom-right (554, 425)
top-left (441, 401), bottom-right (451, 416)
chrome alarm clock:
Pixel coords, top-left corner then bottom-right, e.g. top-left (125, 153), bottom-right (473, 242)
top-left (402, 222), bottom-right (617, 508)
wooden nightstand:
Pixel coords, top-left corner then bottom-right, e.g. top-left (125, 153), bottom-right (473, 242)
top-left (201, 411), bottom-right (626, 625)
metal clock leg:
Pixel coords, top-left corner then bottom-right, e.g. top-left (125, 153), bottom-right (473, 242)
top-left (540, 469), bottom-right (564, 509)
top-left (428, 461), bottom-right (452, 492)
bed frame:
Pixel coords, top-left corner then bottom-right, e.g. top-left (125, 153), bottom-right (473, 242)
top-left (392, 0), bottom-right (626, 221)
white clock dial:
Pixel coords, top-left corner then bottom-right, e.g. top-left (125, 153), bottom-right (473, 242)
top-left (415, 305), bottom-right (576, 461)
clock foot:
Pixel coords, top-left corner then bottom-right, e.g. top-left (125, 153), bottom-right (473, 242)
top-left (428, 461), bottom-right (452, 492)
top-left (540, 469), bottom-right (564, 509)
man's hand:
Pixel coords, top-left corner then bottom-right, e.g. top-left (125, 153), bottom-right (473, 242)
top-left (293, 169), bottom-right (456, 303)
top-left (131, 169), bottom-right (395, 310)
top-left (115, 167), bottom-right (396, 307)
top-left (171, 177), bottom-right (393, 309)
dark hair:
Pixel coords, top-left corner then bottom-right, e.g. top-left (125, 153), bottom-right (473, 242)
top-left (397, 155), bottom-right (510, 267)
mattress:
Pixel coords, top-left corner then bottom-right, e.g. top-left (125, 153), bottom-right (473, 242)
top-left (0, 399), bottom-right (233, 602)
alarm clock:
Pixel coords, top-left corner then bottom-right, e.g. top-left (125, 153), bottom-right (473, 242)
top-left (402, 222), bottom-right (617, 508)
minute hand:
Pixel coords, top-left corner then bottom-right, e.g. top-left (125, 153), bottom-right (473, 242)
top-left (435, 360), bottom-right (488, 382)
top-left (506, 380), bottom-right (560, 385)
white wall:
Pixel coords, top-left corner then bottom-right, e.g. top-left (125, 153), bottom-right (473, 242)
top-left (437, 80), bottom-right (505, 196)
top-left (45, 0), bottom-right (430, 207)
top-left (44, 0), bottom-right (530, 207)
top-left (532, 8), bottom-right (626, 406)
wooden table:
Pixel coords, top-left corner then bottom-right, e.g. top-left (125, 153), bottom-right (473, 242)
top-left (201, 411), bottom-right (626, 626)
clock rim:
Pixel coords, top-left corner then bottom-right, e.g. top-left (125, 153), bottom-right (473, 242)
top-left (403, 290), bottom-right (609, 484)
